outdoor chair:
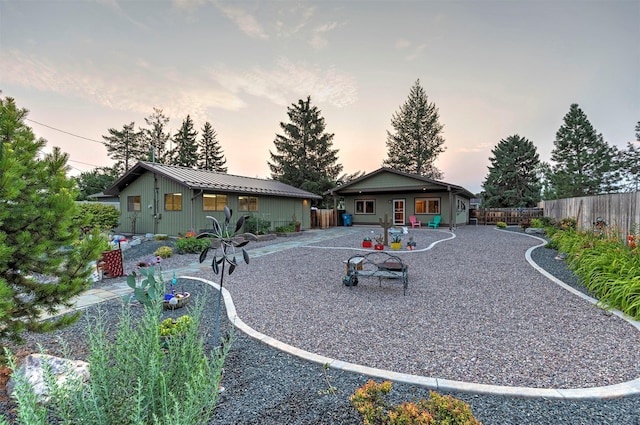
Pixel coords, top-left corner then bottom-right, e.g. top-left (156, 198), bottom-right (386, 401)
top-left (427, 215), bottom-right (441, 229)
top-left (409, 215), bottom-right (421, 228)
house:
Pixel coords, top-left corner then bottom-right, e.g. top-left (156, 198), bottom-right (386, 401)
top-left (326, 167), bottom-right (475, 228)
top-left (104, 161), bottom-right (321, 236)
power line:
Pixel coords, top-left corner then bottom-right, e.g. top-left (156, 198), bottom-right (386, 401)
top-left (25, 118), bottom-right (104, 145)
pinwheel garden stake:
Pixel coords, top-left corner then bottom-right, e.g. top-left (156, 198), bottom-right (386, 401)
top-left (197, 206), bottom-right (256, 351)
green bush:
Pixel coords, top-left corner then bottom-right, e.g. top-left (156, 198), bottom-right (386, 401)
top-left (74, 203), bottom-right (120, 231)
top-left (175, 236), bottom-right (210, 254)
top-left (244, 216), bottom-right (271, 235)
top-left (350, 380), bottom-right (482, 425)
top-left (153, 246), bottom-right (173, 258)
top-left (496, 221), bottom-right (507, 229)
top-left (4, 299), bottom-right (229, 425)
top-left (530, 218), bottom-right (544, 228)
top-left (557, 217), bottom-right (577, 231)
top-left (154, 234), bottom-right (169, 241)
top-left (550, 228), bottom-right (640, 319)
top-left (275, 225), bottom-right (295, 233)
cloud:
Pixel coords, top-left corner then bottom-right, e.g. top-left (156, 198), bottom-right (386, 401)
top-left (214, 3), bottom-right (268, 39)
top-left (208, 58), bottom-right (358, 108)
top-left (309, 21), bottom-right (338, 49)
top-left (96, 0), bottom-right (151, 32)
top-left (0, 49), bottom-right (246, 123)
top-left (395, 39), bottom-right (411, 50)
top-left (456, 143), bottom-right (493, 153)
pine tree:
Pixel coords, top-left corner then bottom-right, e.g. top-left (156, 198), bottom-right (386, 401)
top-left (383, 79), bottom-right (446, 179)
top-left (268, 96), bottom-right (343, 201)
top-left (141, 107), bottom-right (171, 163)
top-left (102, 122), bottom-right (143, 171)
top-left (169, 115), bottom-right (199, 168)
top-left (0, 97), bottom-right (106, 344)
top-left (548, 104), bottom-right (619, 198)
top-left (620, 121), bottom-right (640, 192)
top-left (198, 121), bottom-right (227, 172)
top-left (481, 134), bottom-right (542, 207)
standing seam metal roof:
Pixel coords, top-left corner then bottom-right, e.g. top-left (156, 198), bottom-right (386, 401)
top-left (105, 162), bottom-right (322, 199)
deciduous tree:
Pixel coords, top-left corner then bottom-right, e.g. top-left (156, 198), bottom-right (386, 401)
top-left (383, 79), bottom-right (446, 179)
top-left (481, 134), bottom-right (542, 207)
top-left (74, 165), bottom-right (120, 200)
top-left (268, 96), bottom-right (342, 201)
top-left (198, 121), bottom-right (227, 172)
top-left (0, 96), bottom-right (106, 345)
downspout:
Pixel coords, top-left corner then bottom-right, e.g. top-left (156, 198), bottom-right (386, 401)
top-left (191, 189), bottom-right (203, 232)
top-left (153, 174), bottom-right (159, 234)
top-left (448, 185), bottom-right (454, 231)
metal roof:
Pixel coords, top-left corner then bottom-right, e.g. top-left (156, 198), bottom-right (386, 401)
top-left (104, 161), bottom-right (322, 199)
top-left (326, 167), bottom-right (475, 198)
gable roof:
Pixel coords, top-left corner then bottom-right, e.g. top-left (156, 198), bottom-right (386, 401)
top-left (327, 167), bottom-right (475, 198)
top-left (104, 161), bottom-right (322, 200)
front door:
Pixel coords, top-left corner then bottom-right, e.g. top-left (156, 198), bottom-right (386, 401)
top-left (393, 199), bottom-right (405, 226)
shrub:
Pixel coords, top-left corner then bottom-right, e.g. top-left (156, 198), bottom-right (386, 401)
top-left (175, 236), bottom-right (210, 254)
top-left (153, 246), bottom-right (173, 258)
top-left (557, 217), bottom-right (577, 231)
top-left (496, 221), bottom-right (507, 229)
top-left (4, 299), bottom-right (229, 425)
top-left (154, 234), bottom-right (169, 240)
top-left (275, 225), bottom-right (295, 233)
top-left (74, 203), bottom-right (120, 231)
top-left (350, 380), bottom-right (482, 425)
top-left (244, 216), bottom-right (271, 235)
top-left (530, 218), bottom-right (544, 228)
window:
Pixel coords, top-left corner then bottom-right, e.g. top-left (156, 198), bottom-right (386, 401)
top-left (238, 196), bottom-right (258, 212)
top-left (415, 198), bottom-right (440, 214)
top-left (355, 199), bottom-right (375, 214)
top-left (203, 194), bottom-right (228, 211)
top-left (127, 195), bottom-right (141, 212)
top-left (164, 193), bottom-right (182, 211)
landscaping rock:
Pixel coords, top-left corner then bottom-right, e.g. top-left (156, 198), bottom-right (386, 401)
top-left (7, 354), bottom-right (89, 402)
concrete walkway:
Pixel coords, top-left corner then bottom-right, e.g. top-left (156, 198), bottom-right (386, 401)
top-left (55, 227), bottom-right (640, 400)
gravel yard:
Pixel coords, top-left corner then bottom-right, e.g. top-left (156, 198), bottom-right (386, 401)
top-left (2, 226), bottom-right (639, 424)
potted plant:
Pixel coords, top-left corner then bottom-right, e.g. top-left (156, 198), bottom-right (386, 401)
top-left (374, 234), bottom-right (384, 251)
top-left (390, 234), bottom-right (402, 250)
top-left (291, 214), bottom-right (301, 232)
top-left (406, 237), bottom-right (416, 250)
top-left (362, 237), bottom-right (372, 248)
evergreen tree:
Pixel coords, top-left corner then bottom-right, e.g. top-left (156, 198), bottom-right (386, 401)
top-left (383, 79), bottom-right (446, 179)
top-left (268, 96), bottom-right (343, 201)
top-left (168, 115), bottom-right (199, 167)
top-left (74, 165), bottom-right (121, 200)
top-left (198, 121), bottom-right (227, 172)
top-left (102, 121), bottom-right (143, 171)
top-left (548, 104), bottom-right (619, 198)
top-left (620, 121), bottom-right (640, 192)
top-left (0, 97), bottom-right (106, 344)
top-left (481, 134), bottom-right (542, 207)
top-left (141, 107), bottom-right (171, 163)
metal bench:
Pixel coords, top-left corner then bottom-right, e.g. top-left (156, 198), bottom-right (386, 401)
top-left (342, 251), bottom-right (409, 295)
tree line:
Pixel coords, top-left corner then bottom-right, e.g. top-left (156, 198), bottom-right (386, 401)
top-left (76, 79), bottom-right (446, 204)
top-left (75, 80), bottom-right (638, 208)
top-left (482, 106), bottom-right (640, 208)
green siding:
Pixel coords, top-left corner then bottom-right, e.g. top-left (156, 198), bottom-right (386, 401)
top-left (346, 173), bottom-right (442, 191)
top-left (117, 171), bottom-right (314, 236)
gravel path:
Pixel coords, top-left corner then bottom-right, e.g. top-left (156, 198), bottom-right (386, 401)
top-left (2, 226), bottom-right (640, 424)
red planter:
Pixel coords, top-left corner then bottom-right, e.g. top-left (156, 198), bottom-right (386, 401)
top-left (362, 241), bottom-right (372, 248)
top-left (374, 244), bottom-right (384, 251)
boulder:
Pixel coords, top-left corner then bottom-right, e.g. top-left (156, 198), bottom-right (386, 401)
top-left (525, 227), bottom-right (545, 235)
top-left (7, 353), bottom-right (90, 402)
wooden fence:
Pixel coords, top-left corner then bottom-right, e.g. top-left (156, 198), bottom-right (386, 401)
top-left (471, 208), bottom-right (544, 226)
top-left (311, 209), bottom-right (336, 229)
top-left (544, 192), bottom-right (640, 238)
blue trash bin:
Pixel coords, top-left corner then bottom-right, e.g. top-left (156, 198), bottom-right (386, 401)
top-left (342, 213), bottom-right (352, 226)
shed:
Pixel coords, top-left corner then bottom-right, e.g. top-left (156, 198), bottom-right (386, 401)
top-left (104, 161), bottom-right (321, 236)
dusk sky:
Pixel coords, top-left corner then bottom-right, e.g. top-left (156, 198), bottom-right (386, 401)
top-left (1, 0), bottom-right (638, 194)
